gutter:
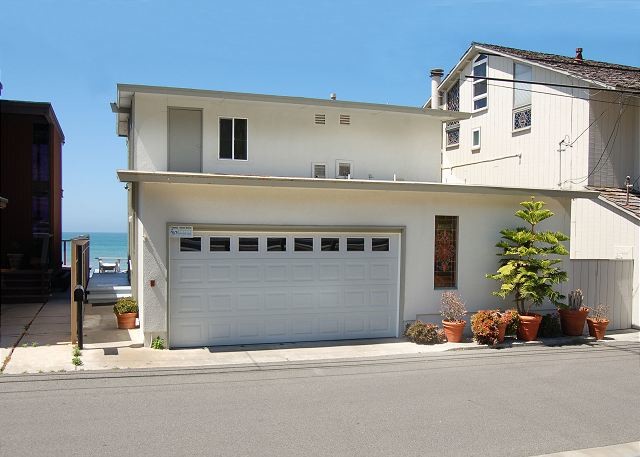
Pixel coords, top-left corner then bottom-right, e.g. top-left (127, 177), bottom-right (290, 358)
top-left (116, 170), bottom-right (598, 200)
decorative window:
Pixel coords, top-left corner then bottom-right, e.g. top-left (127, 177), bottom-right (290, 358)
top-left (294, 238), bottom-right (314, 251)
top-left (219, 118), bottom-right (247, 160)
top-left (210, 237), bottom-right (230, 252)
top-left (312, 163), bottom-right (326, 178)
top-left (336, 160), bottom-right (352, 178)
top-left (472, 54), bottom-right (488, 111)
top-left (347, 238), bottom-right (365, 251)
top-left (513, 63), bottom-right (532, 131)
top-left (321, 238), bottom-right (340, 251)
top-left (372, 238), bottom-right (389, 252)
top-left (513, 107), bottom-right (532, 131)
top-left (434, 216), bottom-right (458, 288)
top-left (314, 113), bottom-right (326, 125)
top-left (180, 237), bottom-right (201, 252)
top-left (472, 128), bottom-right (481, 150)
top-left (238, 237), bottom-right (258, 252)
top-left (267, 237), bottom-right (287, 251)
top-left (446, 125), bottom-right (460, 147)
top-left (445, 81), bottom-right (460, 147)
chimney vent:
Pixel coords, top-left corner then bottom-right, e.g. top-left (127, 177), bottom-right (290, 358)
top-left (430, 68), bottom-right (444, 109)
top-left (575, 47), bottom-right (583, 63)
top-left (330, 93), bottom-right (336, 101)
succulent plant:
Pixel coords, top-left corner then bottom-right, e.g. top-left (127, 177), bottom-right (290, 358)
top-left (568, 289), bottom-right (584, 311)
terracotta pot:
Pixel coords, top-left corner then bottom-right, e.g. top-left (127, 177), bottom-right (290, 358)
top-left (116, 312), bottom-right (137, 329)
top-left (586, 318), bottom-right (609, 340)
top-left (497, 321), bottom-right (508, 343)
top-left (442, 320), bottom-right (466, 343)
top-left (517, 314), bottom-right (542, 341)
top-left (558, 308), bottom-right (589, 336)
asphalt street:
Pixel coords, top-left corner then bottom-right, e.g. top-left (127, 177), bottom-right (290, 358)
top-left (1, 341), bottom-right (638, 457)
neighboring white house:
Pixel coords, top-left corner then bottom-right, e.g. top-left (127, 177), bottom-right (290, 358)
top-left (112, 84), bottom-right (594, 347)
top-left (427, 43), bottom-right (640, 329)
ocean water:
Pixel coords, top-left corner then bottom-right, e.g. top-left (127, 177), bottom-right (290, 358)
top-left (62, 232), bottom-right (128, 271)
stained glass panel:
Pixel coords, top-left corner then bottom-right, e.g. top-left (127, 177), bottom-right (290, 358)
top-left (434, 216), bottom-right (458, 288)
top-left (513, 106), bottom-right (532, 130)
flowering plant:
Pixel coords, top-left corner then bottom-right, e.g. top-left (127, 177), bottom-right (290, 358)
top-left (501, 309), bottom-right (520, 335)
top-left (471, 310), bottom-right (502, 345)
top-left (440, 291), bottom-right (467, 322)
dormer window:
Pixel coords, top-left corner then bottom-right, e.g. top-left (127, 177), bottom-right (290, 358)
top-left (472, 54), bottom-right (488, 112)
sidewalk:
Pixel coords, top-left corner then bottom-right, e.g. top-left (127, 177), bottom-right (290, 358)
top-left (2, 295), bottom-right (639, 374)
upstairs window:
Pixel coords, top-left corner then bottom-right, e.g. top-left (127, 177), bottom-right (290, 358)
top-left (513, 63), bottom-right (532, 131)
top-left (219, 118), bottom-right (248, 160)
top-left (445, 81), bottom-right (460, 147)
top-left (472, 54), bottom-right (488, 111)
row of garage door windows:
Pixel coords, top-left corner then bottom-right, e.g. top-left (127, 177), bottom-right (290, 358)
top-left (180, 236), bottom-right (391, 253)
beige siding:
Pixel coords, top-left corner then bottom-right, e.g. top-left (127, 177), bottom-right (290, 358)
top-left (571, 198), bottom-right (638, 259)
top-left (588, 93), bottom-right (639, 188)
top-left (570, 260), bottom-right (634, 330)
top-left (443, 55), bottom-right (591, 190)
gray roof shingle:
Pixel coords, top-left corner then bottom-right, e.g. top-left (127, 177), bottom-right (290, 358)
top-left (588, 186), bottom-right (640, 220)
top-left (473, 43), bottom-right (640, 91)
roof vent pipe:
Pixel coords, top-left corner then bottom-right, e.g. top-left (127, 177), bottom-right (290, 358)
top-left (430, 68), bottom-right (444, 109)
top-left (575, 47), bottom-right (583, 63)
top-left (330, 93), bottom-right (336, 101)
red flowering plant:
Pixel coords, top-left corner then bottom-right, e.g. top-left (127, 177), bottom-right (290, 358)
top-left (471, 310), bottom-right (503, 345)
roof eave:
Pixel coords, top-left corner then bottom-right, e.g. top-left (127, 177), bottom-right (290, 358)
top-left (117, 170), bottom-right (598, 199)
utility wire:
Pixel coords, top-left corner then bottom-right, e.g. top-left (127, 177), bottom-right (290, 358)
top-left (483, 82), bottom-right (640, 108)
top-left (466, 75), bottom-right (640, 95)
top-left (564, 102), bottom-right (627, 185)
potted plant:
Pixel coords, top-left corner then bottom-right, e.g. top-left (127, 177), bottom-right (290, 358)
top-left (538, 313), bottom-right (563, 338)
top-left (471, 310), bottom-right (505, 345)
top-left (586, 303), bottom-right (609, 340)
top-left (557, 289), bottom-right (589, 336)
top-left (487, 198), bottom-right (569, 341)
top-left (440, 291), bottom-right (467, 342)
top-left (113, 297), bottom-right (138, 329)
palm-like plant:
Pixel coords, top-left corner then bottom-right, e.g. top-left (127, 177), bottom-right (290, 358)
top-left (487, 198), bottom-right (569, 315)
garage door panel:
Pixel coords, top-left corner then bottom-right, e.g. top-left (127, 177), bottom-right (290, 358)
top-left (169, 231), bottom-right (400, 347)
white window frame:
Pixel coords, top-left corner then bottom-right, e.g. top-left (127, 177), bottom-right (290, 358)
top-left (472, 54), bottom-right (488, 113)
top-left (311, 162), bottom-right (327, 178)
top-left (218, 117), bottom-right (249, 161)
top-left (512, 63), bottom-right (532, 133)
top-left (445, 124), bottom-right (460, 147)
top-left (335, 160), bottom-right (353, 179)
top-left (472, 127), bottom-right (481, 150)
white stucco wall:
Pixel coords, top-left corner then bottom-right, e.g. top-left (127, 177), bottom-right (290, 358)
top-left (132, 93), bottom-right (443, 182)
top-left (134, 182), bottom-right (572, 344)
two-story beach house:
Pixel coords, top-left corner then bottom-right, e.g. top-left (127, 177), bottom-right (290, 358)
top-left (427, 43), bottom-right (640, 329)
top-left (113, 84), bottom-right (594, 348)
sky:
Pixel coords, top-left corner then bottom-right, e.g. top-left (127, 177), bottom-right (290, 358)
top-left (1, 0), bottom-right (639, 232)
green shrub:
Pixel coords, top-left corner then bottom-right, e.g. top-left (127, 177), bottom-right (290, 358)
top-left (114, 297), bottom-right (138, 315)
top-left (151, 336), bottom-right (165, 350)
top-left (538, 313), bottom-right (562, 338)
top-left (502, 309), bottom-right (520, 335)
top-left (471, 310), bottom-right (503, 345)
top-left (405, 321), bottom-right (445, 345)
top-left (71, 356), bottom-right (83, 367)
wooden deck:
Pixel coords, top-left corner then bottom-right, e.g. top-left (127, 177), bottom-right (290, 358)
top-left (86, 272), bottom-right (131, 304)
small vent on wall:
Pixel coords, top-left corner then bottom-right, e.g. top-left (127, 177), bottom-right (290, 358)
top-left (314, 114), bottom-right (326, 125)
top-left (339, 114), bottom-right (351, 125)
top-left (313, 163), bottom-right (326, 178)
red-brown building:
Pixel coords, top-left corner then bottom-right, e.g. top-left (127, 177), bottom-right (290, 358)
top-left (0, 100), bottom-right (64, 300)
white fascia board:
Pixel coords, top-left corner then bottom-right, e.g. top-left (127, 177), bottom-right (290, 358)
top-left (117, 169), bottom-right (598, 200)
top-left (115, 83), bottom-right (470, 122)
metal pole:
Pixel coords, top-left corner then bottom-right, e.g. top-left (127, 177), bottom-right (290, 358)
top-left (74, 285), bottom-right (85, 349)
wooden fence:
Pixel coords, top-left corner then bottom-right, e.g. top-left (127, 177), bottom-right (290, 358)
top-left (570, 260), bottom-right (634, 330)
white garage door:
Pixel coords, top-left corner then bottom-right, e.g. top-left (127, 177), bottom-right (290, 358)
top-left (169, 230), bottom-right (401, 347)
